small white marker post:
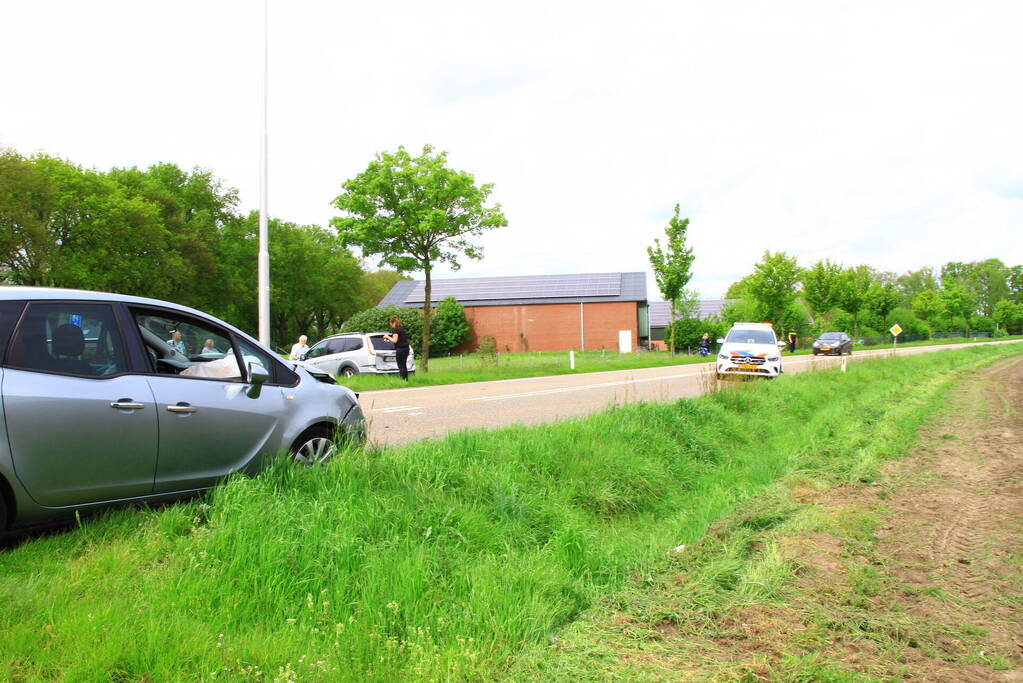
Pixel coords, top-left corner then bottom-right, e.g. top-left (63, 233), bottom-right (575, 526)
top-left (570, 349), bottom-right (575, 370)
top-left (889, 323), bottom-right (903, 354)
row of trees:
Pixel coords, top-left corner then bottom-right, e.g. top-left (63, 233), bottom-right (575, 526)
top-left (0, 148), bottom-right (405, 350)
top-left (646, 207), bottom-right (1023, 351)
top-left (717, 253), bottom-right (1023, 345)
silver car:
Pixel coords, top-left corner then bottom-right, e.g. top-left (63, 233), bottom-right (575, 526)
top-left (0, 287), bottom-right (365, 535)
top-left (302, 332), bottom-right (415, 377)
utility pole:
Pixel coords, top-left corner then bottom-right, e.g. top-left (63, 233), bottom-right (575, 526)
top-left (257, 0), bottom-right (271, 345)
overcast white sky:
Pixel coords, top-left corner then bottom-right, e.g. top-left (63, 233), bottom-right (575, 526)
top-left (3, 1), bottom-right (1021, 300)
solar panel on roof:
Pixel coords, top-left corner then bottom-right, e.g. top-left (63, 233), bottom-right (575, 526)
top-left (403, 273), bottom-right (623, 304)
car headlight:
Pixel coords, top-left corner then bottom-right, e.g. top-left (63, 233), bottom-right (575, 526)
top-left (767, 356), bottom-right (780, 362)
top-left (718, 353), bottom-right (729, 360)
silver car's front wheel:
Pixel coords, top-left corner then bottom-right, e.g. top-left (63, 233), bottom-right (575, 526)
top-left (290, 427), bottom-right (335, 466)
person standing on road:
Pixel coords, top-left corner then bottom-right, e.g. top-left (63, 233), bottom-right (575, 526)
top-left (787, 328), bottom-right (798, 353)
top-left (289, 334), bottom-right (309, 360)
top-left (386, 316), bottom-right (411, 381)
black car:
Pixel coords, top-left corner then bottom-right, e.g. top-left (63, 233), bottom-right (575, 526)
top-left (812, 331), bottom-right (852, 356)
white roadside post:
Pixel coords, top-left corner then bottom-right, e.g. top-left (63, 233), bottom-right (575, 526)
top-left (570, 349), bottom-right (575, 370)
top-left (889, 323), bottom-right (903, 355)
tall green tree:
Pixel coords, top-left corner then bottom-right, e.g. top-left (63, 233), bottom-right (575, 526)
top-left (106, 163), bottom-right (238, 311)
top-left (0, 150), bottom-right (168, 293)
top-left (1008, 265), bottom-right (1023, 303)
top-left (800, 258), bottom-right (843, 328)
top-left (838, 264), bottom-right (874, 336)
top-left (896, 266), bottom-right (939, 304)
top-left (864, 282), bottom-right (900, 327)
top-left (647, 204), bottom-right (695, 354)
top-left (216, 212), bottom-right (364, 348)
top-left (942, 284), bottom-right (979, 332)
top-left (911, 289), bottom-right (945, 331)
top-left (993, 299), bottom-right (1023, 335)
top-left (331, 145), bottom-right (507, 371)
top-left (940, 261), bottom-right (972, 287)
top-left (746, 251), bottom-right (801, 333)
top-left (970, 258), bottom-right (1009, 316)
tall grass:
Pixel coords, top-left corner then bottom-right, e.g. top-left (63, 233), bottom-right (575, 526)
top-left (0, 345), bottom-right (1018, 681)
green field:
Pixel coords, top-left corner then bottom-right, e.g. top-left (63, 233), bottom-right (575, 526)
top-left (2, 344), bottom-right (1021, 681)
top-left (337, 336), bottom-right (1023, 391)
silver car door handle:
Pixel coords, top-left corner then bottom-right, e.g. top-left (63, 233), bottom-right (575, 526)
top-left (110, 401), bottom-right (145, 410)
top-left (166, 404), bottom-right (198, 414)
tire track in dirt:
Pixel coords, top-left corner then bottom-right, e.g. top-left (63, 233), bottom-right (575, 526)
top-left (875, 355), bottom-right (1023, 681)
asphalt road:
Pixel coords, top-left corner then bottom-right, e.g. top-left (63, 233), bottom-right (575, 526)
top-left (361, 339), bottom-right (1023, 446)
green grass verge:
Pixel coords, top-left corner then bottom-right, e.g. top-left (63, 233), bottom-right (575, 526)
top-left (1, 345), bottom-right (1020, 681)
top-left (338, 337), bottom-right (1023, 391)
top-left (339, 349), bottom-right (713, 391)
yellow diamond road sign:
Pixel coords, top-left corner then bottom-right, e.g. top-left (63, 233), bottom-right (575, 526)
top-left (889, 324), bottom-right (903, 337)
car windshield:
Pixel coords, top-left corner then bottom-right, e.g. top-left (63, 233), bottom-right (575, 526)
top-left (725, 329), bottom-right (776, 345)
top-left (819, 333), bottom-right (843, 340)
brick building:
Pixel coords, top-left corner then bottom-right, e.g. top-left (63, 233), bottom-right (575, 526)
top-left (377, 272), bottom-right (649, 352)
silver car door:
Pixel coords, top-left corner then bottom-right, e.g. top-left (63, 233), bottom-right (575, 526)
top-left (130, 309), bottom-right (287, 493)
top-left (2, 302), bottom-right (158, 506)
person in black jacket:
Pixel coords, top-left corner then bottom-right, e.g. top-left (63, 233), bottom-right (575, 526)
top-left (386, 316), bottom-right (411, 381)
top-left (787, 328), bottom-right (798, 353)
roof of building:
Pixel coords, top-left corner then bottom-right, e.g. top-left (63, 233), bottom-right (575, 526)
top-left (648, 299), bottom-right (733, 327)
top-left (377, 272), bottom-right (647, 308)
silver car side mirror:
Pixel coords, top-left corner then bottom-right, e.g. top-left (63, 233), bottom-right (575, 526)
top-left (777, 341), bottom-right (787, 348)
top-left (246, 363), bottom-right (270, 398)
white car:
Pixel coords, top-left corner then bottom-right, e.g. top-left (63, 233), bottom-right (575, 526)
top-left (301, 332), bottom-right (415, 378)
top-left (716, 322), bottom-right (786, 378)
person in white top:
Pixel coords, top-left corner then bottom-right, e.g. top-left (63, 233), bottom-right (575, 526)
top-left (289, 334), bottom-right (309, 360)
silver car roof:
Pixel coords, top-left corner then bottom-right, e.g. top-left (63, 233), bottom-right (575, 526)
top-left (0, 286), bottom-right (262, 349)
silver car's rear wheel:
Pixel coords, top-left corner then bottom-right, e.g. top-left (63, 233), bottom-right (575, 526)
top-left (290, 427), bottom-right (335, 466)
top-left (341, 366), bottom-right (356, 378)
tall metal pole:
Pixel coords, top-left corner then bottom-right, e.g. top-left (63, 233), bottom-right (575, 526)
top-left (257, 0), bottom-right (271, 345)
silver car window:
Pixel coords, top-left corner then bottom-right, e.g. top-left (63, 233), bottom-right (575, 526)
top-left (131, 309), bottom-right (242, 381)
top-left (6, 303), bottom-right (128, 377)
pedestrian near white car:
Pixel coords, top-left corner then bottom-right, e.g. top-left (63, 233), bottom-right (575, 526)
top-left (300, 332), bottom-right (415, 378)
top-left (716, 322), bottom-right (786, 378)
top-left (289, 334), bottom-right (309, 360)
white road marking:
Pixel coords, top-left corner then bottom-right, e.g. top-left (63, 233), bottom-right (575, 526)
top-left (465, 371), bottom-right (708, 402)
top-left (372, 405), bottom-right (425, 413)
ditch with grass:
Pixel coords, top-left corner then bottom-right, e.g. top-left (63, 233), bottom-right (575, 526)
top-left (1, 344), bottom-right (1020, 681)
